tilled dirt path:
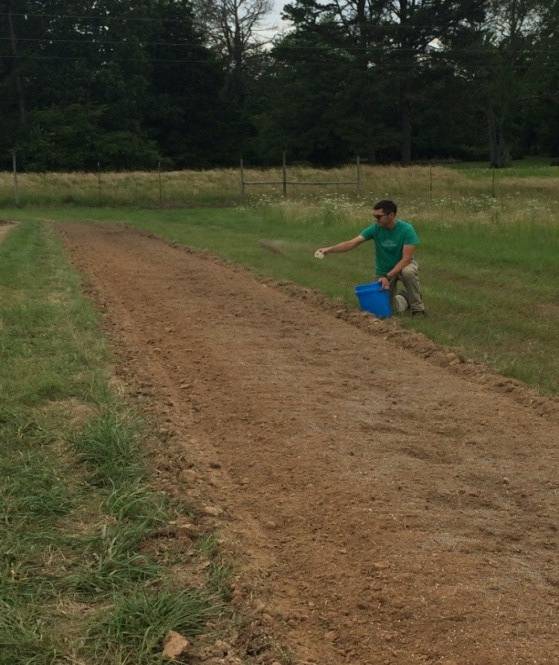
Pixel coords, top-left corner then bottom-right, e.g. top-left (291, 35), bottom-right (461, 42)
top-left (59, 222), bottom-right (559, 665)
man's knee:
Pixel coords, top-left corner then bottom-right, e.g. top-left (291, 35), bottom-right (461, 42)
top-left (401, 264), bottom-right (417, 280)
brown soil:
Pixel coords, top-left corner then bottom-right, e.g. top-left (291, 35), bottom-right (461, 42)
top-left (58, 222), bottom-right (559, 665)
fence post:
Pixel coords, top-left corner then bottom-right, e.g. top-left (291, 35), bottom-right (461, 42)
top-left (429, 161), bottom-right (433, 202)
top-left (158, 159), bottom-right (163, 207)
top-left (97, 162), bottom-right (102, 205)
top-left (240, 156), bottom-right (245, 197)
top-left (11, 149), bottom-right (19, 206)
top-left (491, 168), bottom-right (496, 198)
top-left (282, 150), bottom-right (287, 197)
top-left (356, 155), bottom-right (361, 195)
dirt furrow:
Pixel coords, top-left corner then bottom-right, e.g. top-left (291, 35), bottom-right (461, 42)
top-left (59, 222), bottom-right (559, 665)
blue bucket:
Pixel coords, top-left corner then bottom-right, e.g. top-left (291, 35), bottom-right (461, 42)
top-left (354, 282), bottom-right (392, 318)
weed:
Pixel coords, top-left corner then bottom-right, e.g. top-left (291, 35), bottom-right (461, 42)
top-left (66, 523), bottom-right (161, 597)
top-left (195, 533), bottom-right (220, 559)
top-left (71, 411), bottom-right (144, 488)
top-left (0, 600), bottom-right (61, 665)
top-left (277, 646), bottom-right (296, 665)
top-left (207, 560), bottom-right (233, 602)
top-left (104, 481), bottom-right (168, 526)
top-left (86, 589), bottom-right (219, 663)
top-left (193, 533), bottom-right (233, 600)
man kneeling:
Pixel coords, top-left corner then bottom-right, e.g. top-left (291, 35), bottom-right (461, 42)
top-left (315, 199), bottom-right (426, 316)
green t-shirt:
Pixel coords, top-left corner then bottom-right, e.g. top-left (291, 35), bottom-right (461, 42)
top-left (360, 219), bottom-right (420, 276)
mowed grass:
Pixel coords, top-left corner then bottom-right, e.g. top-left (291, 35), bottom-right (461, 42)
top-left (2, 197), bottom-right (558, 395)
top-left (0, 222), bottom-right (223, 664)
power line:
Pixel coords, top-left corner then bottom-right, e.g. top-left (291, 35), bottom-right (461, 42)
top-left (268, 44), bottom-right (549, 54)
top-left (0, 53), bottom-right (541, 71)
top-left (0, 9), bottom-right (282, 31)
top-left (0, 10), bottom-right (192, 23)
top-left (0, 35), bottom-right (553, 55)
top-left (0, 35), bottom-right (199, 47)
top-left (0, 53), bottom-right (214, 64)
top-left (1, 9), bottom-right (546, 36)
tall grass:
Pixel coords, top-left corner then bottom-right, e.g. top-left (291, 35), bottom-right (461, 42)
top-left (2, 161), bottom-right (559, 208)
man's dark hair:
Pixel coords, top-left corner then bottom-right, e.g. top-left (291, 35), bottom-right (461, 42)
top-left (373, 199), bottom-right (397, 215)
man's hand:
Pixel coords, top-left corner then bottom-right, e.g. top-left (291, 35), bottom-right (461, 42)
top-left (378, 276), bottom-right (390, 290)
top-left (315, 236), bottom-right (366, 257)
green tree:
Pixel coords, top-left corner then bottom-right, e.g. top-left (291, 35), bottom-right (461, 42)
top-left (143, 0), bottom-right (235, 166)
top-left (277, 0), bottom-right (488, 163)
top-left (523, 0), bottom-right (559, 158)
top-left (449, 0), bottom-right (549, 166)
top-left (0, 0), bottom-right (232, 168)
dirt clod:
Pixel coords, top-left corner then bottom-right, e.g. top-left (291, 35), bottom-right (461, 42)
top-left (203, 505), bottom-right (223, 517)
top-left (162, 631), bottom-right (190, 659)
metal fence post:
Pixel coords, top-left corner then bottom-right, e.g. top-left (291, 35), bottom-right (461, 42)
top-left (158, 160), bottom-right (163, 207)
top-left (97, 162), bottom-right (102, 205)
top-left (11, 149), bottom-right (19, 206)
top-left (429, 161), bottom-right (433, 202)
top-left (282, 151), bottom-right (287, 197)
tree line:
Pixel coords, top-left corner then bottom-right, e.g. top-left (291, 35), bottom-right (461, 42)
top-left (1, 0), bottom-right (558, 171)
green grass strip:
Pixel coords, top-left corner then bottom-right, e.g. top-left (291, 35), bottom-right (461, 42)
top-left (0, 221), bottom-right (222, 664)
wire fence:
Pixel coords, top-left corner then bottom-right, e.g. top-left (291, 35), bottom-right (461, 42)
top-left (241, 152), bottom-right (362, 197)
top-left (1, 150), bottom-right (554, 209)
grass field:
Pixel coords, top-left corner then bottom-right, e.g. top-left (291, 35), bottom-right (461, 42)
top-left (2, 159), bottom-right (559, 208)
top-left (1, 161), bottom-right (558, 389)
top-left (0, 221), bottom-right (227, 664)
top-left (2, 194), bottom-right (558, 395)
top-left (1, 165), bottom-right (558, 660)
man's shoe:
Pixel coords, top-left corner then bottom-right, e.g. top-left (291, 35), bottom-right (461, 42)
top-left (411, 309), bottom-right (427, 317)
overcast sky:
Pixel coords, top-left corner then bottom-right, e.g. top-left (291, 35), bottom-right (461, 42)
top-left (269, 0), bottom-right (286, 23)
top-left (261, 0), bottom-right (291, 41)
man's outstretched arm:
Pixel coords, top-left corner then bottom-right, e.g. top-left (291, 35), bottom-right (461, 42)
top-left (316, 235), bottom-right (366, 256)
